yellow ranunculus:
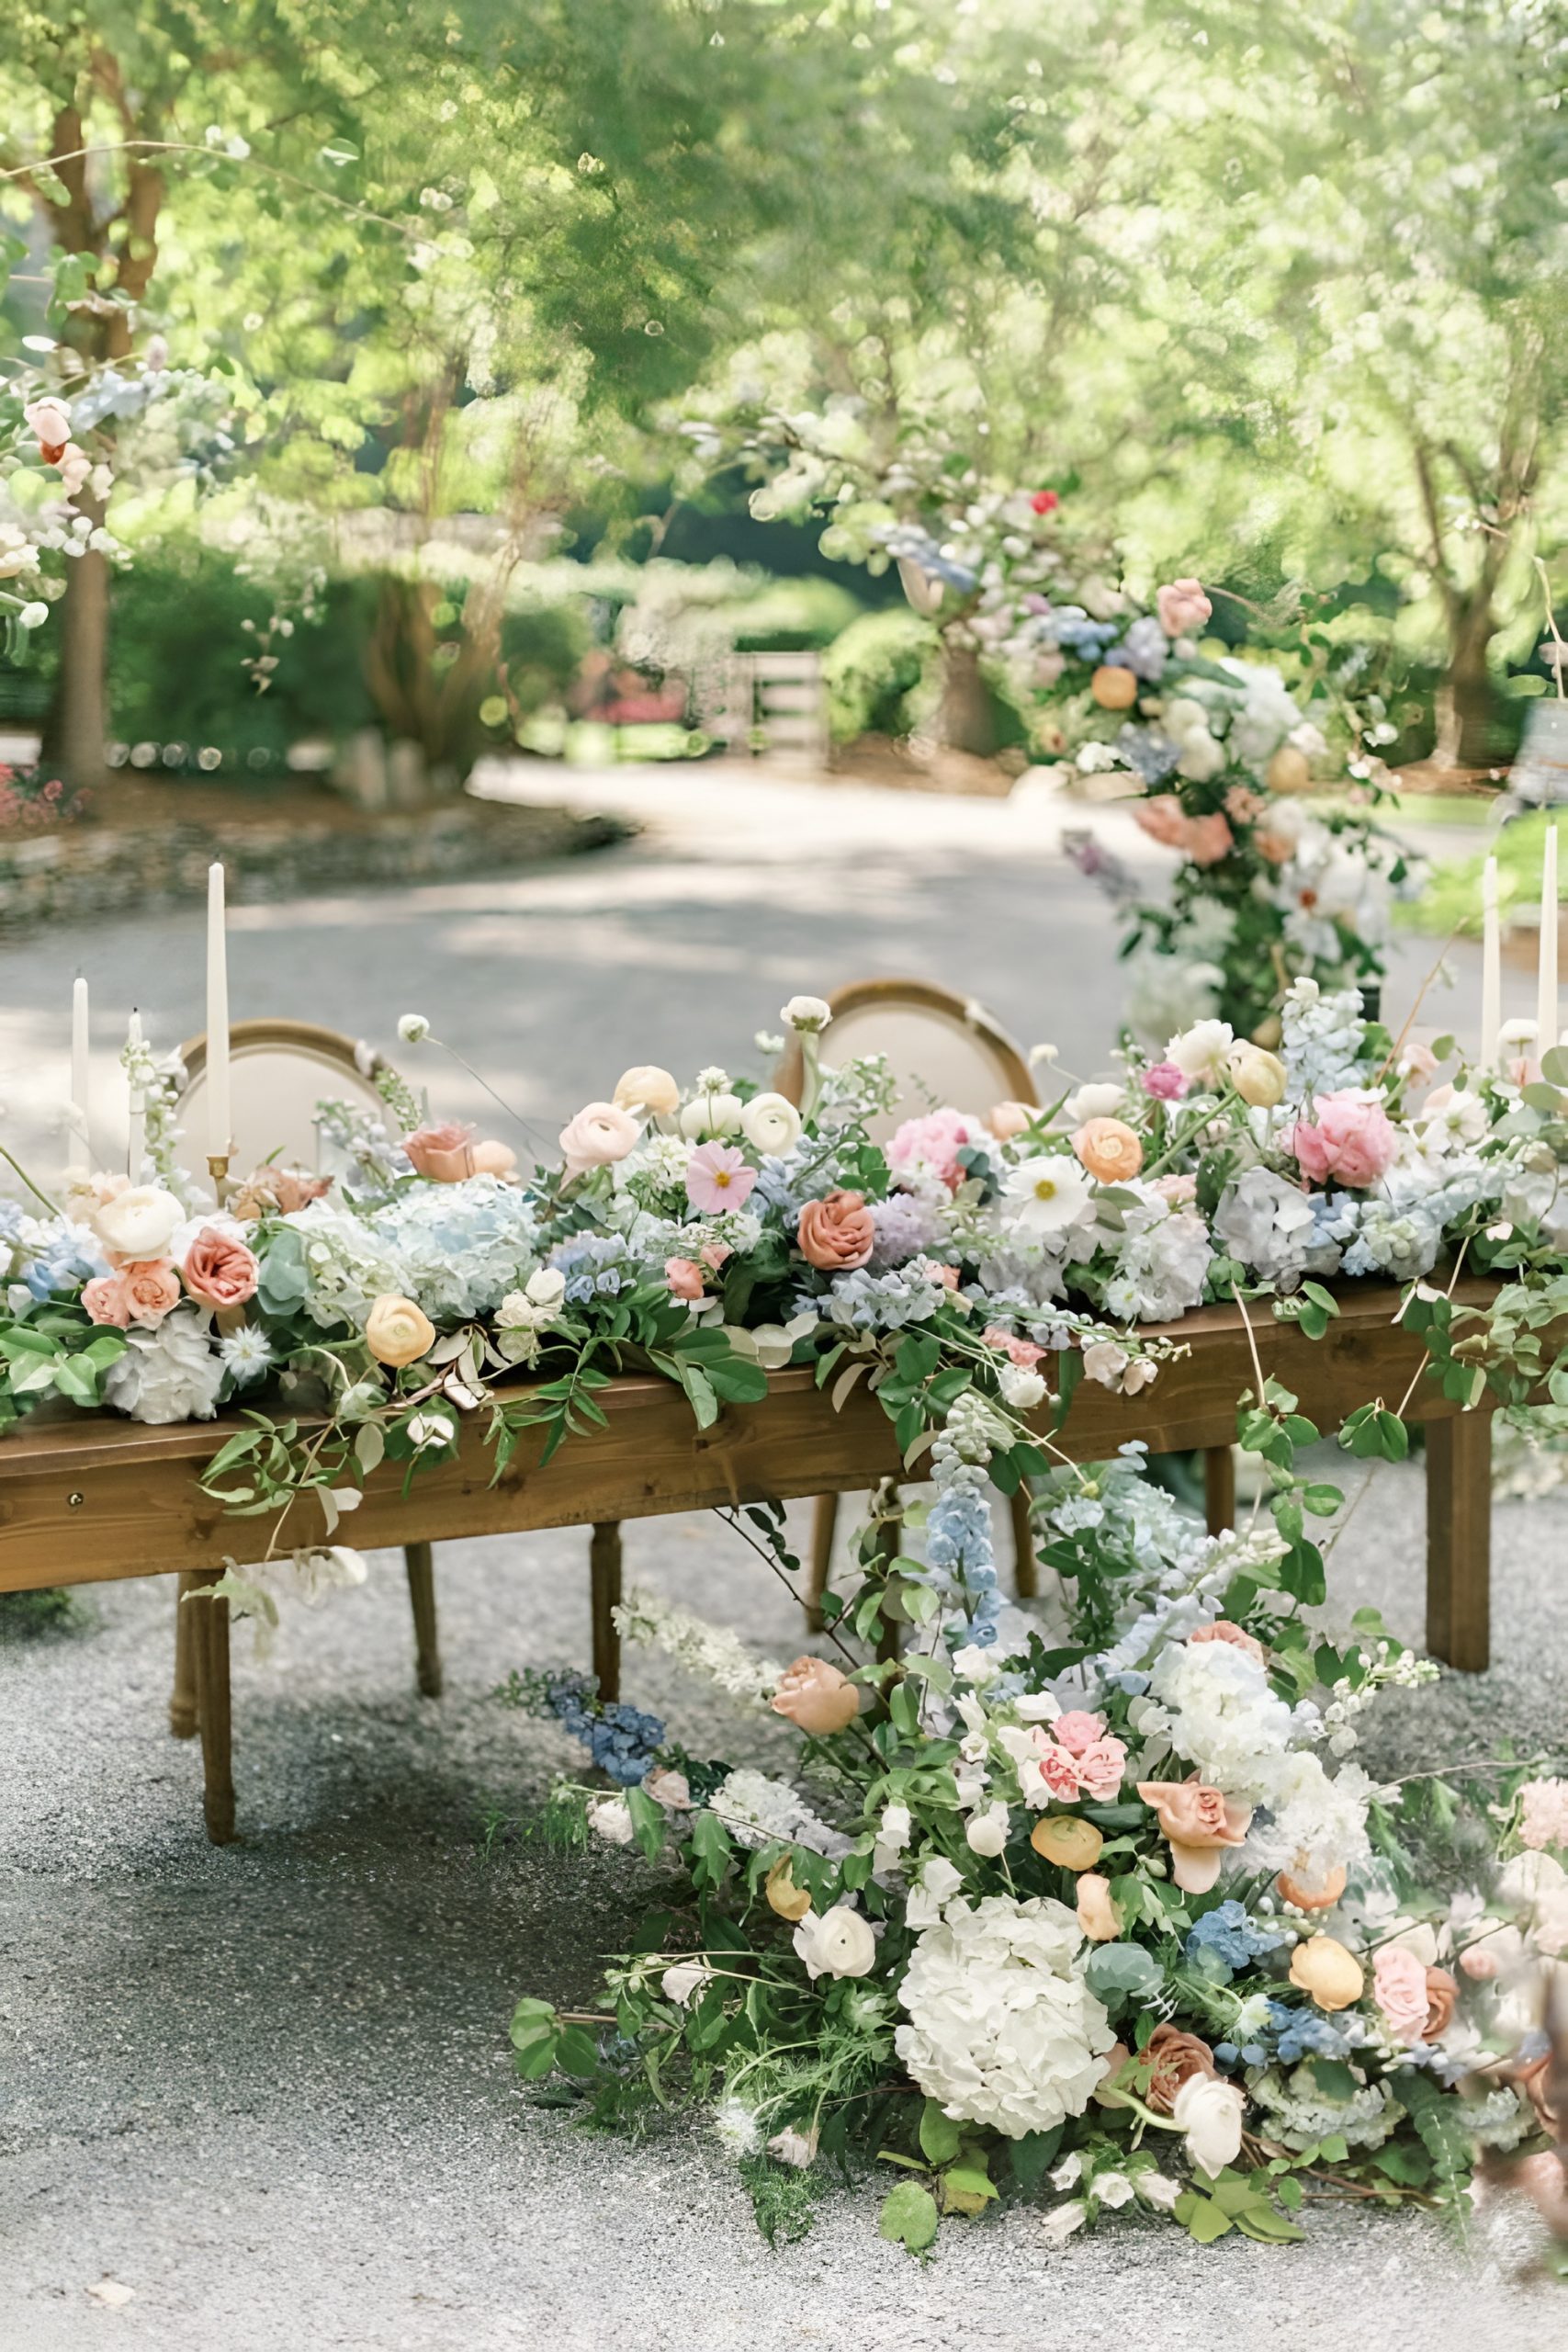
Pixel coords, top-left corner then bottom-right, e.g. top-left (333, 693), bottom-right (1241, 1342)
top-left (1030, 1815), bottom-right (1104, 1872)
top-left (365, 1293), bottom-right (436, 1368)
top-left (1289, 1933), bottom-right (1365, 2011)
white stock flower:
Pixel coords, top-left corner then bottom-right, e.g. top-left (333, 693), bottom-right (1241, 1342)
top-left (739, 1091), bottom-right (803, 1155)
top-left (1000, 1155), bottom-right (1094, 1237)
top-left (894, 1895), bottom-right (1114, 2138)
top-left (793, 1905), bottom-right (877, 1980)
top-left (1173, 2074), bottom-right (1245, 2177)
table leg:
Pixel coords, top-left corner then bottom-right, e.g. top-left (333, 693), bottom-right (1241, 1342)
top-left (403, 1541), bottom-right (443, 1699)
top-left (1203, 1445), bottom-right (1236, 1536)
top-left (1426, 1412), bottom-right (1492, 1671)
top-left (1009, 1486), bottom-right (1038, 1599)
top-left (591, 1522), bottom-right (623, 1702)
top-left (189, 1567), bottom-right (236, 1844)
top-left (169, 1569), bottom-right (200, 1737)
top-left (807, 1493), bottom-right (838, 1631)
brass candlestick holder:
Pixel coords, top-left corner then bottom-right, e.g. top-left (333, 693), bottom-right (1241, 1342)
top-left (207, 1147), bottom-right (234, 1207)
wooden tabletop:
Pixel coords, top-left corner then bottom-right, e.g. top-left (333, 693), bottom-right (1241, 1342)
top-left (0, 1279), bottom-right (1494, 1593)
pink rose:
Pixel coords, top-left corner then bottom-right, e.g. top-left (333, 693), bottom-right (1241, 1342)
top-left (1184, 813), bottom-right (1235, 867)
top-left (1052, 1710), bottom-right (1105, 1757)
top-left (558, 1102), bottom-right (640, 1182)
top-left (1190, 1620), bottom-right (1267, 1666)
top-left (1072, 1737), bottom-right (1129, 1802)
top-left (1289, 1091), bottom-right (1398, 1189)
top-left (684, 1140), bottom-right (758, 1215)
top-left (1156, 578), bottom-right (1213, 638)
top-left (1133, 796), bottom-right (1190, 852)
top-left (664, 1256), bottom-right (705, 1301)
top-left (796, 1189), bottom-right (875, 1271)
top-left (406, 1120), bottom-right (478, 1182)
top-left (886, 1108), bottom-right (985, 1193)
top-left (1038, 1745), bottom-right (1083, 1802)
top-left (1151, 1173), bottom-right (1198, 1204)
top-left (113, 1260), bottom-right (182, 1327)
top-left (182, 1227), bottom-right (261, 1311)
top-left (1372, 1945), bottom-right (1431, 2045)
top-left (1142, 1062), bottom-right (1189, 1102)
top-left (981, 1326), bottom-right (1045, 1370)
top-left (83, 1272), bottom-right (132, 1328)
top-left (1137, 1777), bottom-right (1253, 1894)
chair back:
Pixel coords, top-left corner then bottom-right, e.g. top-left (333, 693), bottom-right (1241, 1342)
top-left (176, 1018), bottom-right (393, 1177)
top-left (777, 978), bottom-right (1035, 1144)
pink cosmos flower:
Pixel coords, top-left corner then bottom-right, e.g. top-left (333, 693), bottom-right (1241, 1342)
top-left (684, 1141), bottom-right (758, 1215)
top-left (1142, 1061), bottom-right (1189, 1102)
top-left (1289, 1091), bottom-right (1398, 1189)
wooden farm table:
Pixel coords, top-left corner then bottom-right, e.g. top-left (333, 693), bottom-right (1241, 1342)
top-left (0, 1281), bottom-right (1500, 1844)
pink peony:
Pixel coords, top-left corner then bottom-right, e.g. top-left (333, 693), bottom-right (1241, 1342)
top-left (1038, 1745), bottom-right (1083, 1802)
top-left (664, 1256), bottom-right (705, 1300)
top-left (182, 1226), bottom-right (261, 1310)
top-left (405, 1120), bottom-right (477, 1182)
top-left (886, 1108), bottom-right (985, 1193)
top-left (1142, 1061), bottom-right (1190, 1102)
top-left (684, 1141), bottom-right (758, 1215)
top-left (1519, 1777), bottom-right (1568, 1852)
top-left (1156, 578), bottom-right (1213, 638)
top-left (1372, 1945), bottom-right (1431, 2046)
top-left (1289, 1091), bottom-right (1398, 1189)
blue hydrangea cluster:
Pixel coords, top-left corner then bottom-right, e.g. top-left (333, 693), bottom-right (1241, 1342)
top-left (926, 1487), bottom-right (1003, 1647)
top-left (1114, 724), bottom-right (1180, 784)
top-left (1185, 1900), bottom-right (1291, 1980)
top-left (549, 1234), bottom-right (635, 1306)
top-left (1264, 2000), bottom-right (1355, 2065)
top-left (867, 1193), bottom-right (943, 1270)
top-left (1103, 616), bottom-right (1169, 683)
top-left (809, 1264), bottom-right (945, 1331)
top-left (1043, 605), bottom-right (1120, 662)
top-left (373, 1176), bottom-right (540, 1320)
top-left (1, 1206), bottom-right (107, 1308)
top-left (543, 1669), bottom-right (666, 1787)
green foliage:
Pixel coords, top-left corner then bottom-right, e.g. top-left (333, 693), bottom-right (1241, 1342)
top-left (877, 2179), bottom-right (939, 2255)
top-left (821, 608), bottom-right (935, 744)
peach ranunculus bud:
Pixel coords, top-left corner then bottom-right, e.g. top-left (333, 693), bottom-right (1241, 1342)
top-left (1289, 1933), bottom-right (1365, 2011)
top-left (1225, 1042), bottom-right (1287, 1109)
top-left (558, 1100), bottom-right (640, 1181)
top-left (405, 1120), bottom-right (477, 1182)
top-left (1140, 2022), bottom-right (1217, 2115)
top-left (1090, 663), bottom-right (1139, 710)
top-left (1071, 1116), bottom-right (1144, 1183)
top-left (1156, 579), bottom-right (1213, 639)
top-left (771, 1656), bottom-right (861, 1736)
top-left (987, 1100), bottom-right (1036, 1141)
top-left (1031, 1815), bottom-right (1104, 1872)
top-left (1076, 1871), bottom-right (1120, 1940)
top-left (1136, 1778), bottom-right (1252, 1894)
top-left (765, 1854), bottom-right (812, 1921)
top-left (471, 1139), bottom-right (517, 1178)
top-left (365, 1293), bottom-right (436, 1367)
top-left (182, 1226), bottom-right (262, 1310)
top-left (613, 1065), bottom-right (680, 1116)
top-left (1266, 744), bottom-right (1313, 795)
top-left (1189, 1619), bottom-right (1267, 1666)
top-left (1275, 1859), bottom-right (1348, 1912)
top-left (795, 1189), bottom-right (875, 1271)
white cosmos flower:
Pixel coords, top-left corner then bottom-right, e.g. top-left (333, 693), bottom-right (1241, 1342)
top-left (1001, 1154), bottom-right (1094, 1236)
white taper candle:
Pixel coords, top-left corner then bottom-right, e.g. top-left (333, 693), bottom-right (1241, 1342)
top-left (207, 862), bottom-right (231, 1159)
top-left (126, 1009), bottom-right (145, 1178)
top-left (1480, 854), bottom-right (1501, 1071)
top-left (70, 975), bottom-right (90, 1171)
top-left (1538, 823), bottom-right (1560, 1059)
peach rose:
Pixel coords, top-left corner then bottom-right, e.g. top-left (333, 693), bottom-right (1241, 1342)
top-left (231, 1168), bottom-right (331, 1220)
top-left (114, 1261), bottom-right (182, 1327)
top-left (988, 1100), bottom-right (1037, 1141)
top-left (1276, 1860), bottom-right (1348, 1912)
top-left (1072, 1116), bottom-right (1144, 1183)
top-left (365, 1293), bottom-right (436, 1367)
top-left (795, 1189), bottom-right (874, 1271)
top-left (471, 1139), bottom-right (517, 1178)
top-left (405, 1120), bottom-right (477, 1183)
top-left (664, 1256), bottom-right (705, 1301)
top-left (1141, 2023), bottom-right (1217, 2115)
top-left (1156, 578), bottom-right (1213, 638)
top-left (1076, 1871), bottom-right (1120, 1940)
top-left (558, 1101), bottom-right (640, 1181)
top-left (1289, 1934), bottom-right (1365, 2010)
top-left (771, 1656), bottom-right (860, 1736)
top-left (1372, 1944), bottom-right (1431, 2044)
top-left (1422, 1966), bottom-right (1459, 2041)
top-left (1137, 1777), bottom-right (1253, 1894)
top-left (183, 1226), bottom-right (261, 1311)
top-left (82, 1272), bottom-right (132, 1328)
top-left (1190, 1620), bottom-right (1267, 1666)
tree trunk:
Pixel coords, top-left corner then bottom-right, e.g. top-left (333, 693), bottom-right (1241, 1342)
top-left (1435, 600), bottom-right (1499, 769)
top-left (38, 492), bottom-right (110, 791)
top-left (935, 636), bottom-right (999, 759)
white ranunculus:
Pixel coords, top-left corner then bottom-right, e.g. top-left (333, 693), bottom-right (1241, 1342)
top-left (965, 1802), bottom-right (1011, 1857)
top-left (1172, 2073), bottom-right (1245, 2178)
top-left (998, 1361), bottom-right (1047, 1411)
top-left (1000, 1154), bottom-right (1094, 1236)
top-left (586, 1795), bottom-right (635, 1845)
top-left (93, 1183), bottom-right (186, 1261)
top-left (679, 1092), bottom-right (743, 1140)
top-left (660, 1960), bottom-right (712, 2007)
top-left (780, 995), bottom-right (832, 1035)
top-left (895, 1895), bottom-right (1115, 2139)
top-left (1165, 1018), bottom-right (1235, 1084)
top-left (793, 1904), bottom-right (877, 1981)
top-left (1064, 1081), bottom-right (1123, 1125)
top-left (740, 1091), bottom-right (803, 1156)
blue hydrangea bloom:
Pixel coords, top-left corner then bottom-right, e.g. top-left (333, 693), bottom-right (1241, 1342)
top-left (1185, 1899), bottom-right (1291, 1978)
top-left (545, 1669), bottom-right (665, 1786)
top-left (1265, 1999), bottom-right (1353, 2063)
top-left (550, 1234), bottom-right (634, 1306)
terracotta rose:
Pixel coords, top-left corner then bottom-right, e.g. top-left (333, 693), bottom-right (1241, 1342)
top-left (1421, 1967), bottom-right (1460, 2041)
top-left (795, 1189), bottom-right (875, 1272)
top-left (405, 1121), bottom-right (477, 1182)
top-left (183, 1226), bottom-right (262, 1311)
top-left (1137, 1777), bottom-right (1252, 1894)
top-left (1141, 2023), bottom-right (1217, 2115)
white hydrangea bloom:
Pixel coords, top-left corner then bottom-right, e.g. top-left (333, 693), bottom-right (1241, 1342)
top-left (101, 1305), bottom-right (224, 1424)
top-left (1149, 1637), bottom-right (1295, 1802)
top-left (895, 1895), bottom-right (1115, 2139)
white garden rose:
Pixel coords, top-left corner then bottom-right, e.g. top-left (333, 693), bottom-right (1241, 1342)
top-left (93, 1183), bottom-right (185, 1261)
top-left (1172, 2073), bottom-right (1246, 2178)
top-left (894, 1894), bottom-right (1115, 2139)
top-left (739, 1091), bottom-right (803, 1156)
top-left (793, 1905), bottom-right (877, 1980)
top-left (1165, 1018), bottom-right (1235, 1085)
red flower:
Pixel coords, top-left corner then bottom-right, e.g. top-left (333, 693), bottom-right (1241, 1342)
top-left (1031, 490), bottom-right (1060, 514)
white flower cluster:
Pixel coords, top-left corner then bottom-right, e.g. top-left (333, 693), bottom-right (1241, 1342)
top-left (101, 1305), bottom-right (225, 1424)
top-left (613, 1586), bottom-right (782, 1702)
top-left (706, 1769), bottom-right (850, 1858)
top-left (895, 1895), bottom-right (1116, 2139)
